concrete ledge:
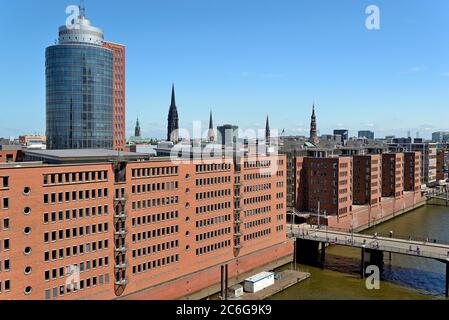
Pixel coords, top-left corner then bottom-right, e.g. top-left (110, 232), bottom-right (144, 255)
top-left (179, 255), bottom-right (294, 300)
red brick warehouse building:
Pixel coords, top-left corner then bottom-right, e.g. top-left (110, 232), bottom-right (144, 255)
top-left (0, 149), bottom-right (290, 300)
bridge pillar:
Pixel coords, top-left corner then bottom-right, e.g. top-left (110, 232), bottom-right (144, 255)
top-left (367, 249), bottom-right (384, 272)
top-left (320, 242), bottom-right (326, 268)
top-left (295, 239), bottom-right (320, 265)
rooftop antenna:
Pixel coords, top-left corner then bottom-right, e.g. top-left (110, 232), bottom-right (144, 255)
top-left (79, 0), bottom-right (86, 17)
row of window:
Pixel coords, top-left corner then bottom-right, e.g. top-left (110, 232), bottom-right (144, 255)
top-left (131, 181), bottom-right (179, 194)
top-left (132, 240), bottom-right (179, 258)
top-left (196, 176), bottom-right (231, 187)
top-left (243, 228), bottom-right (271, 241)
top-left (195, 201), bottom-right (231, 215)
top-left (132, 166), bottom-right (178, 178)
top-left (196, 163), bottom-right (231, 173)
top-left (196, 227), bottom-right (231, 242)
top-left (131, 196), bottom-right (179, 211)
top-left (243, 195), bottom-right (272, 205)
top-left (243, 172), bottom-right (272, 181)
top-left (44, 240), bottom-right (109, 262)
top-left (44, 223), bottom-right (109, 243)
top-left (45, 257), bottom-right (109, 281)
top-left (196, 240), bottom-right (231, 256)
top-left (131, 225), bottom-right (179, 243)
top-left (244, 217), bottom-right (271, 229)
top-left (43, 171), bottom-right (108, 185)
top-left (44, 189), bottom-right (108, 204)
top-left (243, 160), bottom-right (271, 169)
top-left (243, 183), bottom-right (272, 193)
top-left (44, 206), bottom-right (109, 223)
top-left (196, 189), bottom-right (231, 200)
top-left (195, 214), bottom-right (231, 228)
top-left (132, 211), bottom-right (179, 227)
top-left (244, 206), bottom-right (271, 217)
top-left (132, 254), bottom-right (179, 274)
top-left (44, 274), bottom-right (110, 299)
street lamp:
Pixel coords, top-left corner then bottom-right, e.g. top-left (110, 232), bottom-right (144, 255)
top-left (317, 201), bottom-right (321, 230)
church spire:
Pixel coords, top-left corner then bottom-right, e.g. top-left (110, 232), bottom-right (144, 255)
top-left (207, 110), bottom-right (215, 142)
top-left (135, 116), bottom-right (141, 137)
top-left (265, 115), bottom-right (271, 146)
top-left (309, 104), bottom-right (319, 145)
top-left (167, 83), bottom-right (179, 143)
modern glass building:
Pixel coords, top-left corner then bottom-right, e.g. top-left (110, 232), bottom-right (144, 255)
top-left (46, 7), bottom-right (113, 149)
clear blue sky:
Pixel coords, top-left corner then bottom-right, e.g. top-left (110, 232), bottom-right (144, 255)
top-left (1, 0), bottom-right (449, 139)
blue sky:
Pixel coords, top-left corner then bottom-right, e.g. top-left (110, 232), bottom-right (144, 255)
top-left (1, 0), bottom-right (449, 139)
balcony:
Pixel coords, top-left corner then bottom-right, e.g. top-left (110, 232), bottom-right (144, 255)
top-left (114, 229), bottom-right (128, 236)
top-left (115, 279), bottom-right (128, 286)
top-left (114, 246), bottom-right (127, 253)
top-left (114, 212), bottom-right (127, 219)
top-left (234, 220), bottom-right (241, 225)
top-left (114, 195), bottom-right (128, 202)
top-left (234, 208), bottom-right (241, 213)
top-left (234, 232), bottom-right (242, 237)
top-left (234, 244), bottom-right (242, 249)
top-left (115, 262), bottom-right (127, 269)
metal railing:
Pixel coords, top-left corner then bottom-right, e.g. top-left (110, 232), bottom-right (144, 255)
top-left (292, 228), bottom-right (449, 261)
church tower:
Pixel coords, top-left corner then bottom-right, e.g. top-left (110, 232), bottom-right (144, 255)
top-left (265, 115), bottom-right (271, 147)
top-left (167, 84), bottom-right (179, 143)
top-left (135, 117), bottom-right (141, 137)
top-left (207, 110), bottom-right (215, 142)
top-left (310, 104), bottom-right (319, 145)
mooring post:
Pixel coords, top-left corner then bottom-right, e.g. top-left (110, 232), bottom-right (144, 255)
top-left (225, 264), bottom-right (229, 300)
top-left (361, 246), bottom-right (366, 279)
top-left (446, 260), bottom-right (449, 298)
top-left (220, 265), bottom-right (225, 300)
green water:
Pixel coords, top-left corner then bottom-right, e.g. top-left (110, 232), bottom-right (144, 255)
top-left (270, 202), bottom-right (449, 300)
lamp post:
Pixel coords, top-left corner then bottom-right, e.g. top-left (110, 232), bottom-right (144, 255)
top-left (351, 212), bottom-right (355, 245)
top-left (317, 201), bottom-right (321, 230)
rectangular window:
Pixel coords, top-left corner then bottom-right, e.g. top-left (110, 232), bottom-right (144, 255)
top-left (3, 239), bottom-right (10, 250)
top-left (3, 218), bottom-right (9, 230)
top-left (1, 177), bottom-right (8, 188)
top-left (2, 198), bottom-right (9, 209)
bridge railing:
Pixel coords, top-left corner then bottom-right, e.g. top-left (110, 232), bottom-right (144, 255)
top-left (294, 232), bottom-right (449, 261)
top-left (291, 224), bottom-right (449, 247)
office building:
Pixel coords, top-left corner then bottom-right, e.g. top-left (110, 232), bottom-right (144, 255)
top-left (46, 5), bottom-right (125, 150)
top-left (358, 131), bottom-right (374, 140)
top-left (103, 42), bottom-right (126, 151)
top-left (333, 129), bottom-right (349, 142)
top-left (217, 125), bottom-right (239, 147)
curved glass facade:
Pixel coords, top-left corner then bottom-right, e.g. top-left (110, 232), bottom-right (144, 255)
top-left (46, 44), bottom-right (113, 149)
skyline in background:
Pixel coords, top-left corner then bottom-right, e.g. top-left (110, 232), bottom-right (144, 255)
top-left (1, 0), bottom-right (449, 140)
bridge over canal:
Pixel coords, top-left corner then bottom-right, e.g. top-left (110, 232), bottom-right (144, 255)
top-left (289, 224), bottom-right (449, 297)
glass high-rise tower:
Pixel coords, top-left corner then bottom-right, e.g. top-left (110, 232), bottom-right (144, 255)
top-left (46, 6), bottom-right (114, 149)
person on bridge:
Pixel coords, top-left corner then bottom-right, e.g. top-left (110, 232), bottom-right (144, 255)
top-left (417, 247), bottom-right (420, 255)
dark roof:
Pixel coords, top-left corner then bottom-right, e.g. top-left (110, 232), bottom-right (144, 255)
top-left (23, 149), bottom-right (150, 164)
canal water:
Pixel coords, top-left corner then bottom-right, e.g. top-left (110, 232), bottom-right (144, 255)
top-left (270, 202), bottom-right (449, 300)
